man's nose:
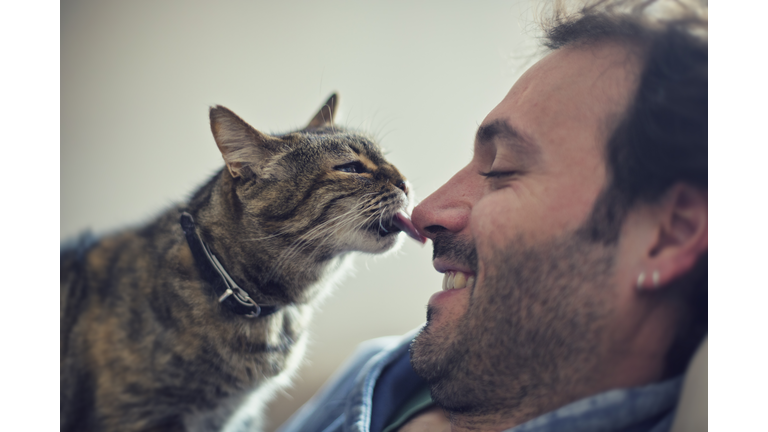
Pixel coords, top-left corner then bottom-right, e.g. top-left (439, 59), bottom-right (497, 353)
top-left (412, 167), bottom-right (476, 240)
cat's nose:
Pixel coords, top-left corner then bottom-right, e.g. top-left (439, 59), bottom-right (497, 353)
top-left (395, 180), bottom-right (408, 194)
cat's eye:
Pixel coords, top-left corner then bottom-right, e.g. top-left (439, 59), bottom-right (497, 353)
top-left (335, 161), bottom-right (366, 174)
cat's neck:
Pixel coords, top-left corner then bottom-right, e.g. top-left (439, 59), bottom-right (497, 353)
top-left (180, 169), bottom-right (345, 307)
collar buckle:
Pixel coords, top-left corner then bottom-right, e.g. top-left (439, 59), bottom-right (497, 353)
top-left (180, 212), bottom-right (276, 319)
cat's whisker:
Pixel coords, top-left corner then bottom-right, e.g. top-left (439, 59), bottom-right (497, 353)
top-left (274, 199), bottom-right (384, 274)
top-left (287, 194), bottom-right (377, 244)
top-left (298, 211), bottom-right (381, 266)
top-left (376, 202), bottom-right (389, 234)
top-left (244, 223), bottom-right (297, 242)
top-left (273, 215), bottom-right (360, 273)
top-left (280, 198), bottom-right (367, 243)
top-left (266, 203), bottom-right (368, 280)
top-left (264, 199), bottom-right (361, 247)
top-left (243, 193), bottom-right (376, 244)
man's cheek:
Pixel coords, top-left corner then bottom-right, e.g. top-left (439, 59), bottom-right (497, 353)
top-left (471, 212), bottom-right (512, 257)
top-left (470, 205), bottom-right (492, 251)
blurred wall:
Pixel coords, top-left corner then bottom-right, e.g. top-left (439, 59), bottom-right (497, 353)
top-left (61, 1), bottom-right (532, 429)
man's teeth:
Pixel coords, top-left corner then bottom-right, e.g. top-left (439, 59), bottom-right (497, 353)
top-left (441, 271), bottom-right (476, 291)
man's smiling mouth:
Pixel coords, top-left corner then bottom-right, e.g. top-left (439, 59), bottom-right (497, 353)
top-left (442, 270), bottom-right (476, 291)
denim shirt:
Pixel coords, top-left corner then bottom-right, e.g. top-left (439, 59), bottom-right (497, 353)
top-left (276, 329), bottom-right (682, 432)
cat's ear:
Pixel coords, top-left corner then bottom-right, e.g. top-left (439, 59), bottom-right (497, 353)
top-left (210, 106), bottom-right (285, 178)
top-left (306, 93), bottom-right (338, 129)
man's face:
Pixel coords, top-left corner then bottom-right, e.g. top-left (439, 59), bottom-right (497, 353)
top-left (409, 42), bottom-right (643, 417)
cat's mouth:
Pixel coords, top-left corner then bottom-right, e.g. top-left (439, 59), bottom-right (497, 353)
top-left (369, 218), bottom-right (400, 237)
top-left (367, 211), bottom-right (426, 243)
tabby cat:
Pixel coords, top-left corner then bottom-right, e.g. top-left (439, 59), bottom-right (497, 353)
top-left (60, 95), bottom-right (424, 432)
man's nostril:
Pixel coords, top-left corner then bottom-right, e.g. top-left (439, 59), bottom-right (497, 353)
top-left (425, 225), bottom-right (447, 235)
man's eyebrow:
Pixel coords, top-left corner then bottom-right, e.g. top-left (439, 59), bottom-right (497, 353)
top-left (475, 120), bottom-right (541, 164)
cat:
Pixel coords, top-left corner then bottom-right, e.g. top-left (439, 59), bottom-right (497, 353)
top-left (60, 94), bottom-right (425, 432)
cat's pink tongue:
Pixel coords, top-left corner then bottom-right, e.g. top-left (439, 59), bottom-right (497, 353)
top-left (393, 211), bottom-right (427, 244)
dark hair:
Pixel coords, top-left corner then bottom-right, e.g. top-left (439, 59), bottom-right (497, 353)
top-left (541, 0), bottom-right (707, 374)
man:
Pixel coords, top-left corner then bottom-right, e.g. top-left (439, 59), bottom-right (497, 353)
top-left (277, 1), bottom-right (707, 431)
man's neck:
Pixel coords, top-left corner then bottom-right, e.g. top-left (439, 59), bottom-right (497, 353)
top-left (395, 408), bottom-right (526, 432)
top-left (448, 413), bottom-right (519, 432)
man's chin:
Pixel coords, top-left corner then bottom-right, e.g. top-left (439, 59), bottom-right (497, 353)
top-left (413, 319), bottom-right (509, 420)
top-left (410, 311), bottom-right (460, 380)
top-left (410, 329), bottom-right (488, 416)
top-left (410, 318), bottom-right (443, 381)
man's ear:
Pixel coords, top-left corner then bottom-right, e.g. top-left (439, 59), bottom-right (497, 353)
top-left (306, 93), bottom-right (338, 129)
top-left (640, 183), bottom-right (708, 290)
top-left (209, 106), bottom-right (285, 178)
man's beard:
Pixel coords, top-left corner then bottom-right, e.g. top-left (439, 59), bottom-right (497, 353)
top-left (410, 228), bottom-right (617, 420)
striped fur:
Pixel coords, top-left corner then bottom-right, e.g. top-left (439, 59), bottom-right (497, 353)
top-left (60, 96), bottom-right (413, 432)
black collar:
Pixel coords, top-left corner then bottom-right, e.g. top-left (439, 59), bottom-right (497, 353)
top-left (179, 212), bottom-right (279, 318)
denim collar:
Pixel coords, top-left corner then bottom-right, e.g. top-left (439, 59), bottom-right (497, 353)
top-left (507, 376), bottom-right (683, 432)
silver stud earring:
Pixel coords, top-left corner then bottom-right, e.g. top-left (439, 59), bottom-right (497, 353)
top-left (652, 270), bottom-right (660, 288)
top-left (636, 272), bottom-right (646, 290)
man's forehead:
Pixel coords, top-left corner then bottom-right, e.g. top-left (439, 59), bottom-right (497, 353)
top-left (480, 41), bottom-right (643, 153)
top-left (528, 41), bottom-right (643, 98)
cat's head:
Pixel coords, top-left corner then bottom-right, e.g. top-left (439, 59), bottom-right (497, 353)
top-left (208, 94), bottom-right (423, 264)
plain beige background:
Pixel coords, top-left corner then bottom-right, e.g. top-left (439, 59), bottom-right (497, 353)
top-left (61, 1), bottom-right (534, 429)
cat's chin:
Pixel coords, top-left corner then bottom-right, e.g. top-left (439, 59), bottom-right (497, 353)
top-left (353, 229), bottom-right (405, 255)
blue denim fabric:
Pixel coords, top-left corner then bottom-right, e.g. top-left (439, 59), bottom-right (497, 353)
top-left (276, 329), bottom-right (682, 432)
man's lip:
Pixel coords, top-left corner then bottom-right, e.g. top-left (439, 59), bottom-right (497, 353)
top-left (432, 257), bottom-right (474, 275)
top-left (428, 286), bottom-right (468, 307)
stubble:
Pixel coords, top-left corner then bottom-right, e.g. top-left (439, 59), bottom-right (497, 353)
top-left (410, 229), bottom-right (617, 422)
